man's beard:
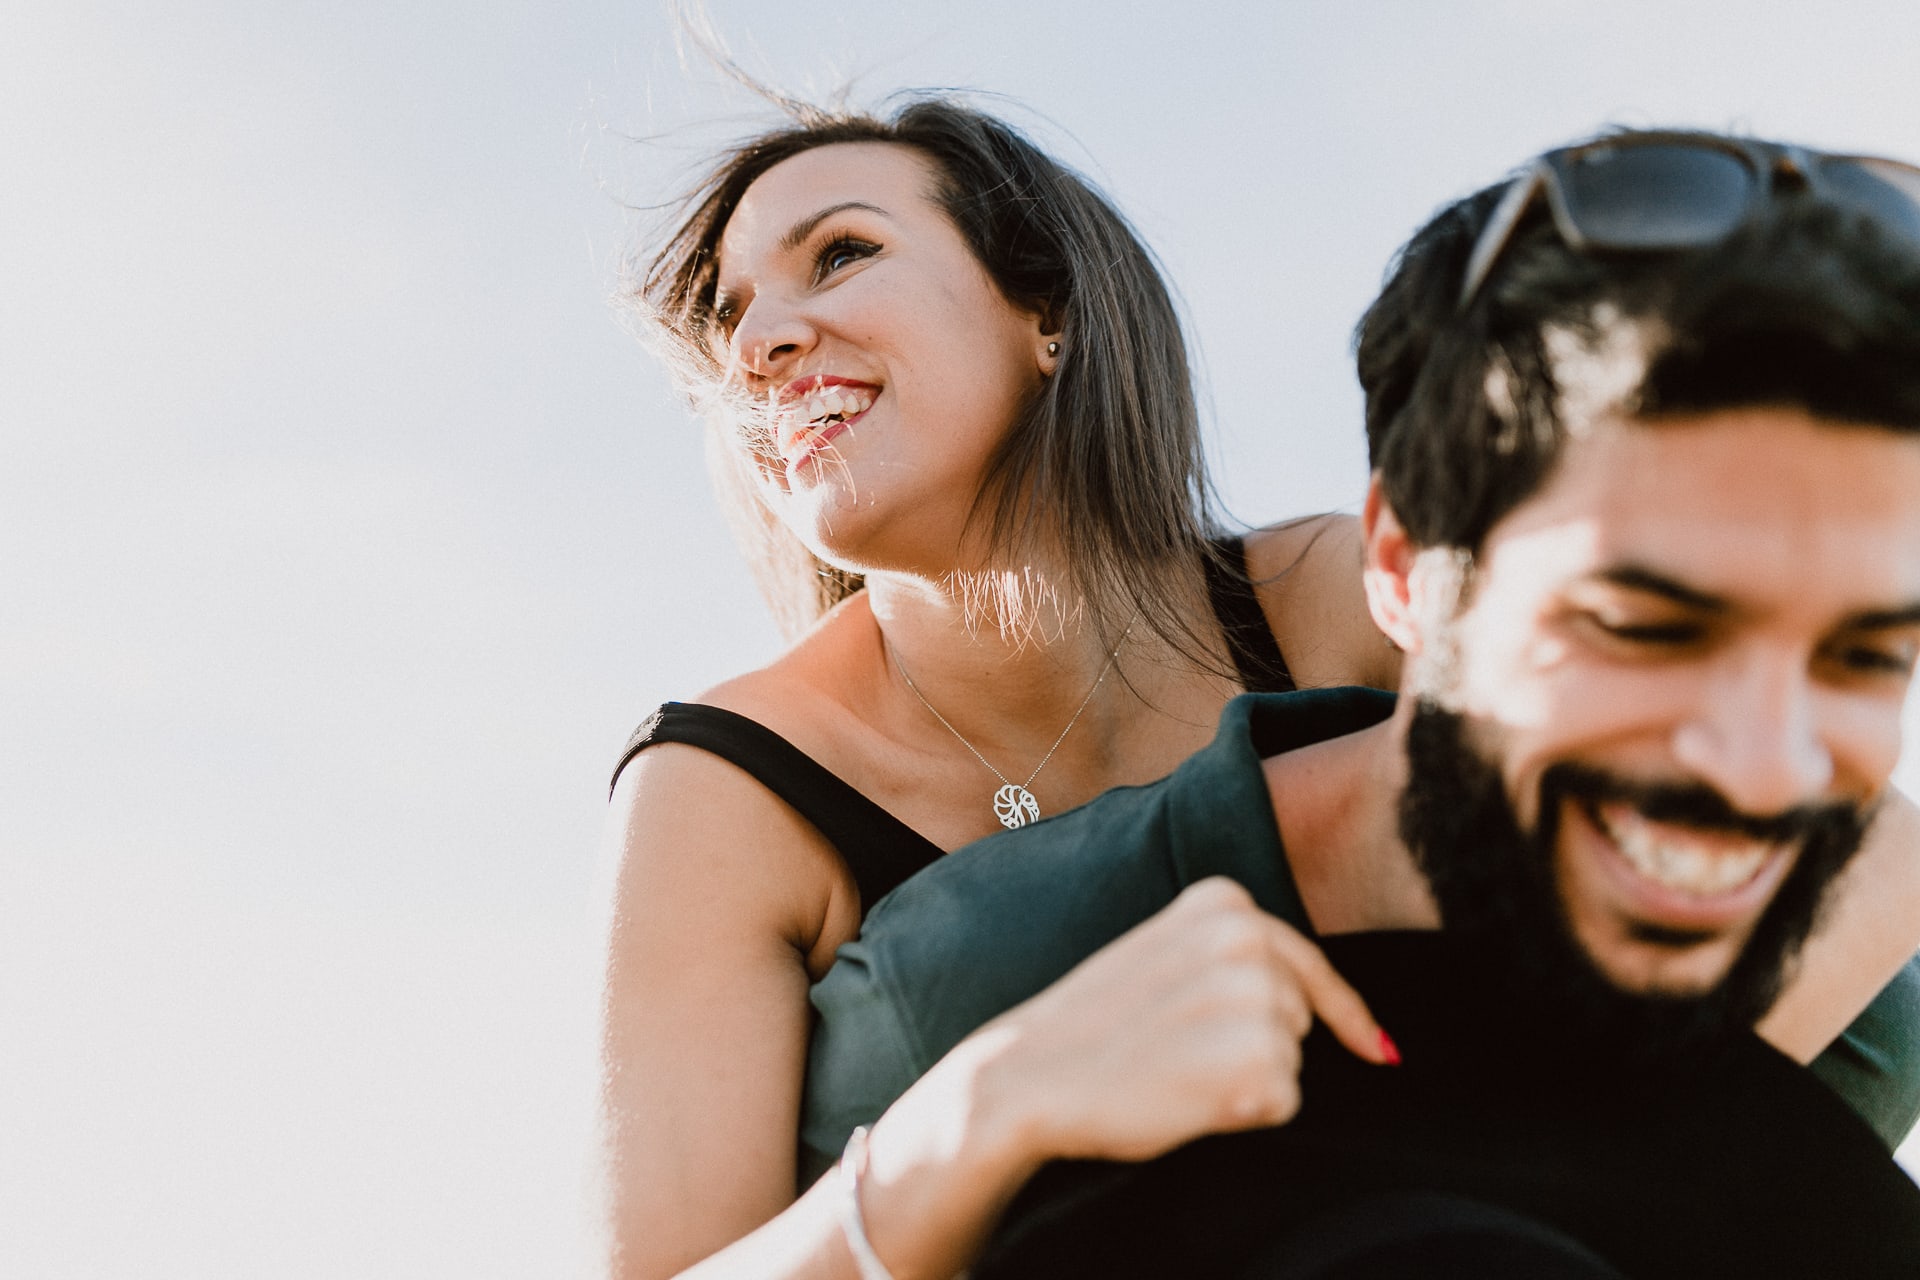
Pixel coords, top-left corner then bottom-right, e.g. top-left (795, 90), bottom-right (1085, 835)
top-left (1399, 702), bottom-right (1871, 1066)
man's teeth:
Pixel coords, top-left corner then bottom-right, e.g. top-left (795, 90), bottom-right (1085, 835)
top-left (792, 385), bottom-right (875, 425)
top-left (1600, 807), bottom-right (1775, 897)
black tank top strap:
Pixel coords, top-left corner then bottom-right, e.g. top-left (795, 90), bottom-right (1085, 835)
top-left (610, 702), bottom-right (944, 911)
top-left (1204, 533), bottom-right (1297, 694)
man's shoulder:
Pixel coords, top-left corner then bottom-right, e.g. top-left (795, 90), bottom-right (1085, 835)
top-left (830, 684), bottom-right (1399, 1060)
top-left (799, 686), bottom-right (1401, 1174)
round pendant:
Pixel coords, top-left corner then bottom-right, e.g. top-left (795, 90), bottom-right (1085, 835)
top-left (994, 783), bottom-right (1042, 829)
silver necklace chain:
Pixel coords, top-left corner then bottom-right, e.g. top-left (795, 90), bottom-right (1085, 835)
top-left (891, 617), bottom-right (1135, 830)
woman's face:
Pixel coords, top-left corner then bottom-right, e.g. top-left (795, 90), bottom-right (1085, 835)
top-left (710, 141), bottom-right (1054, 575)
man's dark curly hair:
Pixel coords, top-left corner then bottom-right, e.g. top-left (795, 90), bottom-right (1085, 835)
top-left (1356, 130), bottom-right (1920, 555)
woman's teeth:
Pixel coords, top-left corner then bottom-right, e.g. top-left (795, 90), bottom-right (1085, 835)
top-left (1598, 805), bottom-right (1776, 897)
top-left (793, 385), bottom-right (874, 425)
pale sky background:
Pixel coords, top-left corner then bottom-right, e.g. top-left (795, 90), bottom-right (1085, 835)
top-left (7, 2), bottom-right (1920, 1275)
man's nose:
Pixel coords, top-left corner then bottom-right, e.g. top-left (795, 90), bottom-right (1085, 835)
top-left (1671, 651), bottom-right (1834, 817)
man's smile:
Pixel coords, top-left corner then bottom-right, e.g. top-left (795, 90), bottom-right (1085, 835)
top-left (1574, 797), bottom-right (1797, 933)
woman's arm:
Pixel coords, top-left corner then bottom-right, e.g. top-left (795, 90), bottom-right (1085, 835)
top-left (601, 742), bottom-right (1391, 1280)
top-left (1758, 788), bottom-right (1920, 1062)
top-left (695, 878), bottom-right (1390, 1280)
top-left (601, 741), bottom-right (864, 1275)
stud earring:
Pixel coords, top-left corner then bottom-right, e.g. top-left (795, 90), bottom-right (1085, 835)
top-left (1046, 341), bottom-right (1060, 356)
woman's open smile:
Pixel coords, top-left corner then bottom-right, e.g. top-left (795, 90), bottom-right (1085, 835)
top-left (774, 373), bottom-right (881, 473)
top-left (711, 142), bottom-right (1052, 567)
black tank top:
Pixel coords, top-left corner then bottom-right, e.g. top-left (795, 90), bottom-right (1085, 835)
top-left (610, 536), bottom-right (1292, 914)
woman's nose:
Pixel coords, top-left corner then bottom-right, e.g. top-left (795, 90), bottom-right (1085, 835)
top-left (730, 296), bottom-right (816, 382)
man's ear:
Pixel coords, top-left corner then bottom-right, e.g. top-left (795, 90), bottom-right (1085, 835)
top-left (1362, 473), bottom-right (1423, 655)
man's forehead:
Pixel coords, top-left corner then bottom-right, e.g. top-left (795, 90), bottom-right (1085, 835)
top-left (1477, 407), bottom-right (1920, 609)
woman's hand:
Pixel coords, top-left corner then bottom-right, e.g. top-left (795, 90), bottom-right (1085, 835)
top-left (847, 877), bottom-right (1394, 1279)
top-left (978, 876), bottom-right (1396, 1165)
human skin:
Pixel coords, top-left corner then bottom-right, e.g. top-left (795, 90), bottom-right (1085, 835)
top-left (1277, 408), bottom-right (1920, 993)
top-left (709, 143), bottom-right (1051, 580)
top-left (598, 147), bottom-right (1920, 1280)
top-left (600, 141), bottom-right (1400, 1280)
top-left (842, 410), bottom-right (1920, 1280)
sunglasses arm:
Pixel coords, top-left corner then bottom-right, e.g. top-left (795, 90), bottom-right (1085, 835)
top-left (1458, 165), bottom-right (1549, 310)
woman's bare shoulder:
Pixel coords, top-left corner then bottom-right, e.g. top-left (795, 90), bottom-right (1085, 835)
top-left (1242, 511), bottom-right (1358, 571)
top-left (605, 731), bottom-right (858, 976)
top-left (1242, 513), bottom-right (1401, 691)
top-left (608, 600), bottom-right (882, 971)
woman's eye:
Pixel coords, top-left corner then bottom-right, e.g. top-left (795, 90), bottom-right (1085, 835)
top-left (813, 236), bottom-right (878, 281)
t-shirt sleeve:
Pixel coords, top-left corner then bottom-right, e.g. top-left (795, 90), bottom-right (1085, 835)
top-left (1809, 952), bottom-right (1920, 1151)
top-left (798, 781), bottom-right (1183, 1182)
top-left (799, 934), bottom-right (928, 1187)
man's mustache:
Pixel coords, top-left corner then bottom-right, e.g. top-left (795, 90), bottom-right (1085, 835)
top-left (1542, 762), bottom-right (1862, 848)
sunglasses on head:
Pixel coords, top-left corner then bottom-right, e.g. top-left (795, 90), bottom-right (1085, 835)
top-left (1458, 132), bottom-right (1920, 309)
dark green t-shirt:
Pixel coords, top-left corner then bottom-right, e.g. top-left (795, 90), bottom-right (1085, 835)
top-left (801, 688), bottom-right (1920, 1182)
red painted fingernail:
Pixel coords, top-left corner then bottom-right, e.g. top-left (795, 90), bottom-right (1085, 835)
top-left (1378, 1030), bottom-right (1402, 1066)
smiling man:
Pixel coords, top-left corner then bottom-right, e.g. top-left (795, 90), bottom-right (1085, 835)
top-left (801, 131), bottom-right (1920, 1278)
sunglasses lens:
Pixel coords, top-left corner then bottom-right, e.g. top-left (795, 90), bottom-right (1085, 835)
top-left (1821, 158), bottom-right (1920, 242)
top-left (1559, 143), bottom-right (1755, 249)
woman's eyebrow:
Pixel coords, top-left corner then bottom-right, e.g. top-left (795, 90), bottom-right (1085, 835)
top-left (779, 201), bottom-right (890, 253)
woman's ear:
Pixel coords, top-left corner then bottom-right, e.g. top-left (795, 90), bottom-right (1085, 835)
top-left (1036, 328), bottom-right (1064, 377)
top-left (1362, 473), bottom-right (1422, 655)
top-left (1033, 300), bottom-right (1065, 377)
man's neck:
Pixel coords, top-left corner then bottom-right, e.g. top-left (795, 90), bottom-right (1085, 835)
top-left (1263, 700), bottom-right (1441, 936)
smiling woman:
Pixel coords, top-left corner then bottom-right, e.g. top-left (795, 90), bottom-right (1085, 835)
top-left (597, 95), bottom-right (1402, 1280)
top-left (634, 100), bottom-right (1252, 650)
top-left (708, 143), bottom-right (1060, 587)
